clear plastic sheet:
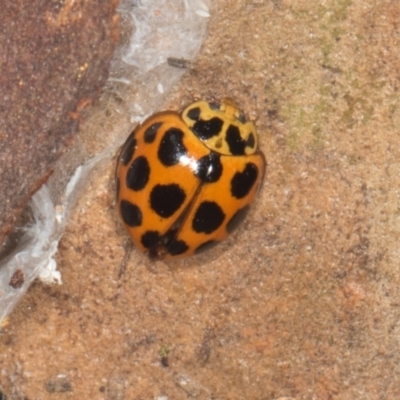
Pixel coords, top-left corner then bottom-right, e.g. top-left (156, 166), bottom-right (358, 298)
top-left (0, 0), bottom-right (209, 324)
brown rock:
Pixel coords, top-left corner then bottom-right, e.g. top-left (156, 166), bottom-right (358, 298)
top-left (0, 0), bottom-right (120, 248)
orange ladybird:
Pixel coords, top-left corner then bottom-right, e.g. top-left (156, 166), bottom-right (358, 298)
top-left (116, 99), bottom-right (266, 260)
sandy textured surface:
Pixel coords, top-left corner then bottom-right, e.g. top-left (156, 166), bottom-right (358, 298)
top-left (2, 0), bottom-right (400, 398)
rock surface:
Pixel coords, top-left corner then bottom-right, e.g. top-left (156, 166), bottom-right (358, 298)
top-left (0, 0), bottom-right (119, 249)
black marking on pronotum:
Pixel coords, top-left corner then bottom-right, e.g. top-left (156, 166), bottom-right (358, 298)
top-left (237, 112), bottom-right (247, 124)
top-left (192, 201), bottom-right (225, 234)
top-left (247, 132), bottom-right (255, 149)
top-left (158, 128), bottom-right (188, 166)
top-left (120, 134), bottom-right (137, 165)
top-left (231, 163), bottom-right (258, 199)
top-left (225, 124), bottom-right (246, 155)
top-left (150, 184), bottom-right (186, 218)
top-left (192, 117), bottom-right (224, 140)
top-left (126, 156), bottom-right (150, 191)
top-left (144, 122), bottom-right (163, 143)
top-left (209, 102), bottom-right (220, 110)
top-left (120, 200), bottom-right (142, 227)
top-left (186, 107), bottom-right (201, 121)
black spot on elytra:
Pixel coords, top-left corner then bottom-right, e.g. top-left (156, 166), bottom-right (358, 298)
top-left (168, 239), bottom-right (189, 256)
top-left (150, 184), bottom-right (186, 218)
top-left (158, 128), bottom-right (187, 166)
top-left (192, 117), bottom-right (224, 140)
top-left (192, 201), bottom-right (225, 234)
top-left (226, 124), bottom-right (246, 155)
top-left (142, 229), bottom-right (188, 258)
top-left (126, 156), bottom-right (150, 191)
top-left (120, 134), bottom-right (137, 165)
top-left (141, 230), bottom-right (161, 249)
top-left (195, 240), bottom-right (219, 255)
top-left (226, 205), bottom-right (250, 233)
top-left (231, 163), bottom-right (259, 199)
top-left (186, 107), bottom-right (201, 121)
top-left (195, 153), bottom-right (223, 183)
top-left (120, 200), bottom-right (142, 227)
top-left (144, 122), bottom-right (163, 143)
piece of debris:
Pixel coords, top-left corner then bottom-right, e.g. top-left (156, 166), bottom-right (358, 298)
top-left (167, 57), bottom-right (192, 69)
top-left (9, 269), bottom-right (24, 289)
top-left (45, 374), bottom-right (72, 393)
top-left (174, 374), bottom-right (203, 398)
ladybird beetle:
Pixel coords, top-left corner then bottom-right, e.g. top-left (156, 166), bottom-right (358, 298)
top-left (116, 99), bottom-right (266, 260)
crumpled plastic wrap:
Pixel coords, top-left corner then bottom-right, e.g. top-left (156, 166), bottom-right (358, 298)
top-left (0, 0), bottom-right (209, 324)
